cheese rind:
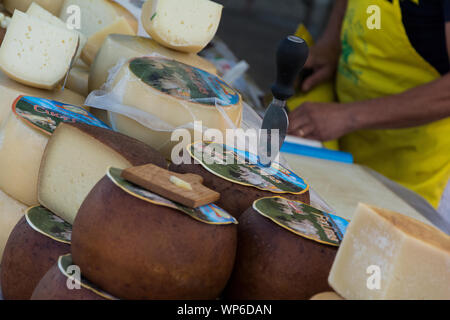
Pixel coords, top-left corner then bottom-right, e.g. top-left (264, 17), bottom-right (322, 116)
top-left (3, 0), bottom-right (64, 16)
top-left (328, 203), bottom-right (450, 300)
top-left (0, 189), bottom-right (27, 263)
top-left (89, 34), bottom-right (217, 92)
top-left (59, 0), bottom-right (138, 37)
top-left (141, 0), bottom-right (222, 53)
top-left (0, 10), bottom-right (79, 90)
top-left (38, 122), bottom-right (167, 224)
top-left (80, 17), bottom-right (135, 66)
top-left (105, 57), bottom-right (242, 159)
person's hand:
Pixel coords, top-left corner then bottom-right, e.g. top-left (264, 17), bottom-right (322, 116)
top-left (288, 102), bottom-right (355, 141)
top-left (301, 41), bottom-right (340, 92)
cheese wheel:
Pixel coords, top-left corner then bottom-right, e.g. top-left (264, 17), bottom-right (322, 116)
top-left (0, 10), bottom-right (79, 90)
top-left (59, 0), bottom-right (138, 37)
top-left (225, 206), bottom-right (337, 300)
top-left (3, 0), bottom-right (64, 15)
top-left (31, 261), bottom-right (105, 300)
top-left (0, 190), bottom-right (27, 264)
top-left (38, 122), bottom-right (168, 224)
top-left (0, 216), bottom-right (69, 300)
top-left (0, 69), bottom-right (85, 126)
top-left (80, 17), bottom-right (136, 66)
top-left (71, 175), bottom-right (237, 299)
top-left (328, 203), bottom-right (450, 300)
top-left (89, 34), bottom-right (217, 92)
top-left (141, 0), bottom-right (222, 53)
top-left (26, 2), bottom-right (87, 59)
top-left (310, 292), bottom-right (344, 300)
top-left (106, 57), bottom-right (242, 159)
top-left (66, 66), bottom-right (89, 96)
top-left (169, 163), bottom-right (310, 219)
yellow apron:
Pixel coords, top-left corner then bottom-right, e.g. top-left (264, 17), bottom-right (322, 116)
top-left (337, 0), bottom-right (450, 208)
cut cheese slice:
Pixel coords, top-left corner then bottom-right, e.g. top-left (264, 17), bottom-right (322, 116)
top-left (66, 66), bottom-right (89, 96)
top-left (89, 34), bottom-right (217, 91)
top-left (26, 2), bottom-right (87, 59)
top-left (141, 0), bottom-right (222, 53)
top-left (38, 122), bottom-right (167, 224)
top-left (310, 292), bottom-right (344, 300)
top-left (3, 0), bottom-right (64, 16)
top-left (105, 57), bottom-right (242, 159)
top-left (0, 10), bottom-right (79, 90)
top-left (59, 0), bottom-right (138, 37)
top-left (80, 17), bottom-right (136, 66)
top-left (0, 69), bottom-right (85, 128)
top-left (0, 189), bottom-right (27, 263)
top-left (328, 203), bottom-right (450, 300)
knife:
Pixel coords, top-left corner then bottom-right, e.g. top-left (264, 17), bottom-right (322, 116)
top-left (258, 36), bottom-right (309, 166)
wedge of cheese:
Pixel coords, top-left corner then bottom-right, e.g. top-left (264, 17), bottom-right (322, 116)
top-left (104, 57), bottom-right (242, 159)
top-left (38, 123), bottom-right (167, 224)
top-left (3, 0), bottom-right (64, 16)
top-left (80, 17), bottom-right (136, 66)
top-left (59, 0), bottom-right (138, 37)
top-left (66, 65), bottom-right (89, 96)
top-left (89, 34), bottom-right (217, 91)
top-left (0, 10), bottom-right (79, 90)
top-left (141, 0), bottom-right (222, 53)
top-left (0, 69), bottom-right (85, 128)
top-left (0, 189), bottom-right (27, 263)
top-left (26, 2), bottom-right (87, 59)
top-left (328, 203), bottom-right (450, 300)
top-left (310, 292), bottom-right (344, 300)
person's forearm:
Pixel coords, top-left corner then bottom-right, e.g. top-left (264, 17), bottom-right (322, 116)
top-left (318, 0), bottom-right (348, 46)
top-left (347, 73), bottom-right (450, 131)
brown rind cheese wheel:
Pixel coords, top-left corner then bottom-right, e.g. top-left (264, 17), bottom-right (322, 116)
top-left (225, 207), bottom-right (337, 300)
top-left (169, 162), bottom-right (310, 219)
top-left (71, 176), bottom-right (238, 300)
top-left (0, 216), bottom-right (69, 300)
top-left (31, 262), bottom-right (105, 300)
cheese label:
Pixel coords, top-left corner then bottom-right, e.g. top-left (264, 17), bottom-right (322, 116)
top-left (25, 206), bottom-right (72, 244)
top-left (188, 141), bottom-right (309, 195)
top-left (252, 197), bottom-right (349, 246)
top-left (107, 167), bottom-right (237, 225)
top-left (129, 57), bottom-right (239, 107)
top-left (12, 95), bottom-right (110, 135)
top-left (58, 254), bottom-right (117, 300)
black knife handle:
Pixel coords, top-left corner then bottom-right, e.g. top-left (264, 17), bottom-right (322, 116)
top-left (271, 36), bottom-right (309, 101)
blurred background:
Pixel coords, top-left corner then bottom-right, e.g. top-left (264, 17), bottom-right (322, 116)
top-left (215, 0), bottom-right (333, 91)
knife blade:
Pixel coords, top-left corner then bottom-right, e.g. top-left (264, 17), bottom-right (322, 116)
top-left (258, 36), bottom-right (309, 166)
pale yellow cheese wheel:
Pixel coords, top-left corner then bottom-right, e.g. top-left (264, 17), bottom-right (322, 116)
top-left (108, 57), bottom-right (242, 159)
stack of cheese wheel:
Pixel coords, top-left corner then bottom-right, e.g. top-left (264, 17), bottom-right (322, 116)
top-left (70, 172), bottom-right (238, 299)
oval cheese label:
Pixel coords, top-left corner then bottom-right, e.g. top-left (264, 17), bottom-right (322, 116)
top-left (25, 206), bottom-right (72, 244)
top-left (188, 141), bottom-right (309, 194)
top-left (58, 254), bottom-right (117, 300)
top-left (12, 95), bottom-right (110, 135)
top-left (107, 167), bottom-right (237, 225)
top-left (129, 57), bottom-right (240, 107)
top-left (252, 197), bottom-right (349, 246)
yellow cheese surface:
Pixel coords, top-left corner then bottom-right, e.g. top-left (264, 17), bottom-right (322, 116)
top-left (328, 203), bottom-right (450, 300)
top-left (4, 0), bottom-right (64, 16)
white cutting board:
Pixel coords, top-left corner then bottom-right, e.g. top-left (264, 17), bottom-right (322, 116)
top-left (283, 153), bottom-right (432, 226)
